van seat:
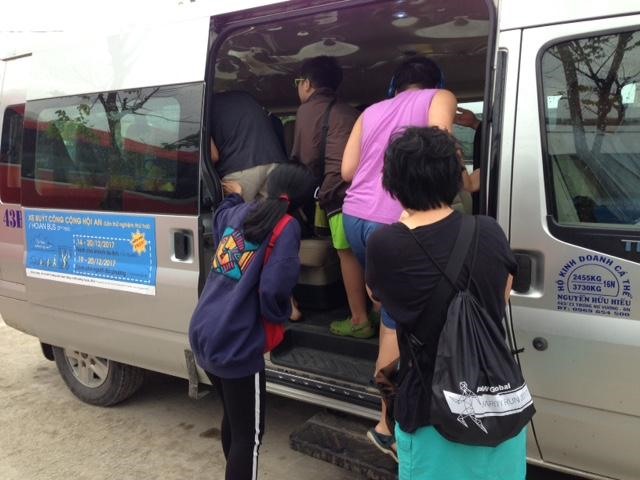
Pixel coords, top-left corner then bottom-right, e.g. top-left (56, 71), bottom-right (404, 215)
top-left (296, 238), bottom-right (344, 309)
top-left (299, 238), bottom-right (338, 268)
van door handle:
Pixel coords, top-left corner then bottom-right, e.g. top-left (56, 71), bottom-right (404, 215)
top-left (173, 230), bottom-right (192, 261)
top-left (512, 253), bottom-right (532, 293)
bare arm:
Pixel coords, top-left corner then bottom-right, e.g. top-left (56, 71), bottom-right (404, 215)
top-left (365, 284), bottom-right (382, 312)
top-left (428, 89), bottom-right (457, 132)
top-left (430, 90), bottom-right (480, 192)
top-left (504, 274), bottom-right (514, 304)
top-left (210, 138), bottom-right (220, 163)
top-left (341, 114), bottom-right (363, 182)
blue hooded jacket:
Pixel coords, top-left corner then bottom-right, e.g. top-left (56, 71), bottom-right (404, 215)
top-left (189, 194), bottom-right (301, 378)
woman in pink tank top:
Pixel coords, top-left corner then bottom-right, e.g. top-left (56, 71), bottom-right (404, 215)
top-left (334, 57), bottom-right (479, 461)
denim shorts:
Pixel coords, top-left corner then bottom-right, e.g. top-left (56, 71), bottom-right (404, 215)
top-left (343, 213), bottom-right (396, 330)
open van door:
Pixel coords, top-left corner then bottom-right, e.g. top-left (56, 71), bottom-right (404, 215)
top-left (508, 13), bottom-right (640, 479)
top-left (206, 0), bottom-right (496, 415)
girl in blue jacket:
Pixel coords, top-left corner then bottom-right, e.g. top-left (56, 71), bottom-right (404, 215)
top-left (189, 163), bottom-right (314, 480)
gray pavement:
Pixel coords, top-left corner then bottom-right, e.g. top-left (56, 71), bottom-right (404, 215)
top-left (0, 316), bottom-right (355, 480)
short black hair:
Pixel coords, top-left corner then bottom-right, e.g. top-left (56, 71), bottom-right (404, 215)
top-left (382, 127), bottom-right (462, 211)
top-left (393, 57), bottom-right (442, 93)
top-left (299, 56), bottom-right (343, 91)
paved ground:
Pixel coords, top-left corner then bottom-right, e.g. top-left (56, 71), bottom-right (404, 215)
top-left (0, 316), bottom-right (580, 480)
top-left (0, 316), bottom-right (356, 480)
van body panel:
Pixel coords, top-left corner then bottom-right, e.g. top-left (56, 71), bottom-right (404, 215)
top-left (493, 29), bottom-right (521, 231)
top-left (26, 299), bottom-right (193, 379)
top-left (499, 0), bottom-right (640, 31)
top-left (531, 397), bottom-right (640, 480)
top-left (509, 13), bottom-right (640, 478)
top-left (0, 296), bottom-right (32, 334)
top-left (27, 17), bottom-right (210, 101)
top-left (0, 56), bottom-right (29, 302)
top-left (493, 29), bottom-right (546, 463)
top-left (23, 213), bottom-right (199, 334)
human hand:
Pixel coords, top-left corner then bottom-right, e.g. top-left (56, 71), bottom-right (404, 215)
top-left (222, 180), bottom-right (242, 196)
top-left (462, 168), bottom-right (481, 193)
top-left (454, 108), bottom-right (480, 130)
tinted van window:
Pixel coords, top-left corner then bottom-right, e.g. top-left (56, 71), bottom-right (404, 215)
top-left (22, 83), bottom-right (202, 214)
top-left (541, 30), bottom-right (640, 226)
top-left (0, 104), bottom-right (24, 203)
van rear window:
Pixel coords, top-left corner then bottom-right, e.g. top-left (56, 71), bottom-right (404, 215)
top-left (21, 83), bottom-right (203, 215)
top-left (0, 104), bottom-right (24, 204)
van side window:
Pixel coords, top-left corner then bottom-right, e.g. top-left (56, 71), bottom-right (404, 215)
top-left (0, 104), bottom-right (24, 204)
top-left (540, 30), bottom-right (640, 227)
top-left (21, 83), bottom-right (202, 214)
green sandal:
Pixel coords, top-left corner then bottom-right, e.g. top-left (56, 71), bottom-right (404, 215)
top-left (329, 316), bottom-right (376, 339)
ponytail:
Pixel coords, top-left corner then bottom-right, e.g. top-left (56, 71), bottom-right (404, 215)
top-left (242, 163), bottom-right (315, 244)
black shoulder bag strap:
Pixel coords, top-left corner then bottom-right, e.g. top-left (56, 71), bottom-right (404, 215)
top-left (405, 215), bottom-right (477, 347)
top-left (315, 97), bottom-right (337, 189)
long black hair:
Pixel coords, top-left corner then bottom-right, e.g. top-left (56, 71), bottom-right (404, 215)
top-left (243, 163), bottom-right (315, 244)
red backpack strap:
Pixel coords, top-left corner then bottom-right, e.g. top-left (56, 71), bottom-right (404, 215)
top-left (263, 214), bottom-right (294, 265)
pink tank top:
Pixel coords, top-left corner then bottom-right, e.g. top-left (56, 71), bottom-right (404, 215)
top-left (343, 89), bottom-right (437, 224)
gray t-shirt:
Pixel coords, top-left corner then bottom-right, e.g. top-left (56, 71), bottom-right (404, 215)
top-left (211, 91), bottom-right (287, 177)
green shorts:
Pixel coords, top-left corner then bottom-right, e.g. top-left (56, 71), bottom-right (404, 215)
top-left (328, 213), bottom-right (350, 250)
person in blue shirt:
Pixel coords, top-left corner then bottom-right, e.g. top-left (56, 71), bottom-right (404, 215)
top-left (189, 163), bottom-right (314, 480)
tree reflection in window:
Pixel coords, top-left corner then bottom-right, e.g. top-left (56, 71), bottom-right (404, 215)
top-left (28, 83), bottom-right (201, 214)
top-left (541, 31), bottom-right (640, 226)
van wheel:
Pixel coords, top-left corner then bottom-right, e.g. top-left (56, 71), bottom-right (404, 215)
top-left (52, 346), bottom-right (144, 406)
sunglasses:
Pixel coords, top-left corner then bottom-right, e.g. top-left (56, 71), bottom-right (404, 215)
top-left (294, 77), bottom-right (306, 87)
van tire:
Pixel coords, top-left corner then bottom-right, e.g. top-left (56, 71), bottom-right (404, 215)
top-left (52, 346), bottom-right (145, 406)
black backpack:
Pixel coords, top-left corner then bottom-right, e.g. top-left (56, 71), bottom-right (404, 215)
top-left (406, 215), bottom-right (535, 447)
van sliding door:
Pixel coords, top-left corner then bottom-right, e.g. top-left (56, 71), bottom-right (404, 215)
top-left (20, 82), bottom-right (205, 378)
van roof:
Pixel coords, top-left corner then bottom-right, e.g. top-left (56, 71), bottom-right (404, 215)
top-left (499, 0), bottom-right (640, 31)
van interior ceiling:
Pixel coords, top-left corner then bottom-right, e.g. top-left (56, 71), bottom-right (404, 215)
top-left (206, 0), bottom-right (491, 396)
top-left (212, 0), bottom-right (490, 111)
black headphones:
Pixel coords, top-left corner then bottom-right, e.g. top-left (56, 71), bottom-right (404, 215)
top-left (386, 59), bottom-right (445, 98)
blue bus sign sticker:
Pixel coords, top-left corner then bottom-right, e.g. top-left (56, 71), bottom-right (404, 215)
top-left (25, 210), bottom-right (157, 295)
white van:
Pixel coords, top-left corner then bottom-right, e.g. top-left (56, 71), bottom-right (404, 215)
top-left (1, 1), bottom-right (639, 478)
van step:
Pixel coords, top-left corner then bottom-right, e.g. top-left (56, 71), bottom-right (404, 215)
top-left (271, 345), bottom-right (375, 384)
top-left (271, 308), bottom-right (378, 385)
top-left (282, 319), bottom-right (378, 358)
top-left (290, 411), bottom-right (397, 480)
top-left (271, 329), bottom-right (377, 385)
